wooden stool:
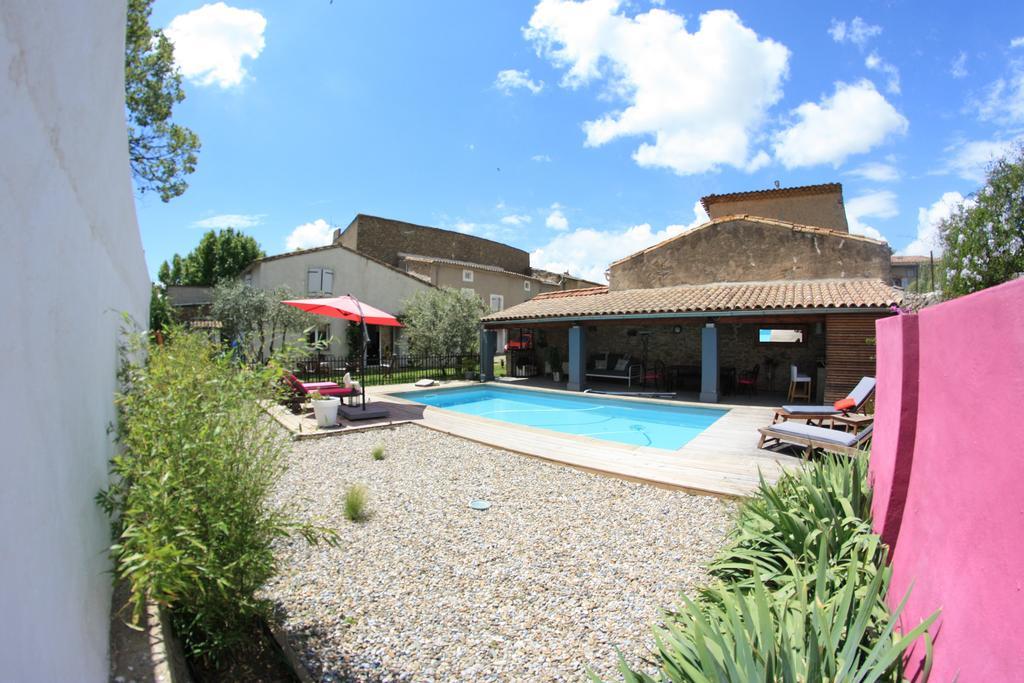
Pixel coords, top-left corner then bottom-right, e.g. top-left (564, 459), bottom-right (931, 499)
top-left (788, 364), bottom-right (812, 402)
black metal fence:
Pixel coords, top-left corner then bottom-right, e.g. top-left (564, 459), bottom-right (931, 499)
top-left (293, 353), bottom-right (480, 387)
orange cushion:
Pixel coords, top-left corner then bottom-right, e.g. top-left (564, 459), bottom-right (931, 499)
top-left (833, 397), bottom-right (856, 411)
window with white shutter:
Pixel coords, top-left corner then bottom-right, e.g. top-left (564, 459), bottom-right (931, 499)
top-left (307, 268), bottom-right (321, 294)
top-left (322, 269), bottom-right (334, 294)
top-left (489, 294), bottom-right (504, 312)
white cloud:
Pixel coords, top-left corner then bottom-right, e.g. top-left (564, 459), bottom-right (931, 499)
top-left (900, 192), bottom-right (970, 256)
top-left (165, 3), bottom-right (267, 88)
top-left (546, 207), bottom-right (569, 230)
top-left (773, 80), bottom-right (908, 168)
top-left (972, 60), bottom-right (1024, 124)
top-left (193, 213), bottom-right (265, 229)
top-left (285, 219), bottom-right (334, 251)
top-left (525, 2), bottom-right (789, 175)
top-left (500, 214), bottom-right (532, 226)
top-left (847, 161), bottom-right (900, 182)
top-left (1011, 36), bottom-right (1024, 49)
top-left (530, 201), bottom-right (708, 283)
top-left (531, 154), bottom-right (552, 162)
top-left (828, 17), bottom-right (881, 48)
top-left (494, 69), bottom-right (545, 95)
top-left (951, 51), bottom-right (968, 79)
top-left (845, 190), bottom-right (898, 242)
top-left (453, 221), bottom-right (478, 234)
top-left (865, 51), bottom-right (900, 94)
top-left (941, 136), bottom-right (1021, 182)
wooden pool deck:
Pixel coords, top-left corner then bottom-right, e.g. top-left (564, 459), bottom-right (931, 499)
top-left (271, 380), bottom-right (801, 498)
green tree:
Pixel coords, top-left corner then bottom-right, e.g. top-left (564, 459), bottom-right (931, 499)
top-left (212, 281), bottom-right (317, 361)
top-left (125, 0), bottom-right (201, 202)
top-left (401, 288), bottom-right (487, 356)
top-left (941, 145), bottom-right (1024, 297)
top-left (149, 283), bottom-right (176, 332)
top-left (159, 229), bottom-right (265, 287)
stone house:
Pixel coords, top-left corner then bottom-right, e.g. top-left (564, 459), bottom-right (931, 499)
top-left (240, 243), bottom-right (434, 360)
top-left (890, 255), bottom-right (933, 289)
top-left (335, 214), bottom-right (599, 347)
top-left (481, 183), bottom-right (902, 403)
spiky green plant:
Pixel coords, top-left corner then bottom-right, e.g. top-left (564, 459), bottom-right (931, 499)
top-left (344, 484), bottom-right (369, 521)
top-left (371, 445), bottom-right (386, 461)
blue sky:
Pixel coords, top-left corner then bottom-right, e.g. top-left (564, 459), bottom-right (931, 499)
top-left (138, 0), bottom-right (1024, 282)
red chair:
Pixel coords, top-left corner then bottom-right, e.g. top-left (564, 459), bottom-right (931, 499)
top-left (642, 361), bottom-right (667, 390)
top-left (736, 364), bottom-right (759, 395)
top-left (284, 374), bottom-right (361, 412)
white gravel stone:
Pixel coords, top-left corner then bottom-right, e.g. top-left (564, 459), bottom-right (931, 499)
top-left (263, 423), bottom-right (735, 682)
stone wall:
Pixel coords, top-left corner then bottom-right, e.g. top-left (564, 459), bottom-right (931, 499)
top-left (340, 214), bottom-right (531, 274)
top-left (608, 218), bottom-right (891, 290)
top-left (706, 189), bottom-right (849, 232)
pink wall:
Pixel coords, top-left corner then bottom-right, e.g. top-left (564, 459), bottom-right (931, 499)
top-left (870, 279), bottom-right (1024, 682)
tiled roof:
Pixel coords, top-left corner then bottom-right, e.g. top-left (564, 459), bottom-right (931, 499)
top-left (891, 255), bottom-right (931, 265)
top-left (399, 253), bottom-right (539, 280)
top-left (701, 183), bottom-right (842, 214)
top-left (482, 278), bottom-right (901, 322)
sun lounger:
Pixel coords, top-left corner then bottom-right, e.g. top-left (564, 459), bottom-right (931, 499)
top-left (772, 377), bottom-right (876, 424)
top-left (284, 373), bottom-right (361, 412)
top-left (758, 421), bottom-right (873, 459)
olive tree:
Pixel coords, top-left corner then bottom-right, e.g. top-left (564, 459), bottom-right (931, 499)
top-left (941, 145), bottom-right (1024, 297)
top-left (401, 288), bottom-right (488, 356)
top-left (212, 281), bottom-right (317, 361)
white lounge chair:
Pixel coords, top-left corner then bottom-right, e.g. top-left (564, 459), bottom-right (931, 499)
top-left (758, 421), bottom-right (873, 459)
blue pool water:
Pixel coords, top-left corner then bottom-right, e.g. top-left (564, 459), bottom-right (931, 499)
top-left (392, 386), bottom-right (727, 450)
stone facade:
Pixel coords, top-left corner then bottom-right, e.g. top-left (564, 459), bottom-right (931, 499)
top-left (608, 218), bottom-right (892, 290)
top-left (338, 214), bottom-right (531, 274)
top-left (703, 184), bottom-right (849, 232)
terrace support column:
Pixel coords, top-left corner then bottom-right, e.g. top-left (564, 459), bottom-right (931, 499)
top-left (567, 325), bottom-right (586, 391)
top-left (479, 328), bottom-right (496, 381)
top-left (700, 322), bottom-right (719, 403)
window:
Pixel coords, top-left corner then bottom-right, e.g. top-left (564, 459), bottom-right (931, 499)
top-left (307, 267), bottom-right (334, 294)
top-left (306, 323), bottom-right (331, 346)
top-left (462, 269), bottom-right (474, 282)
top-left (243, 273), bottom-right (253, 287)
top-left (524, 280), bottom-right (531, 291)
top-left (757, 327), bottom-right (806, 345)
top-left (461, 287), bottom-right (476, 298)
top-left (489, 294), bottom-right (504, 312)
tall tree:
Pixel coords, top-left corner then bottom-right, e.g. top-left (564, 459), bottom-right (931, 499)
top-left (125, 0), bottom-right (200, 202)
top-left (941, 145), bottom-right (1024, 298)
top-left (158, 229), bottom-right (265, 286)
top-left (401, 288), bottom-right (487, 356)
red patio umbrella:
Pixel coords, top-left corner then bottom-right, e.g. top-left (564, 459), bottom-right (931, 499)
top-left (282, 294), bottom-right (402, 412)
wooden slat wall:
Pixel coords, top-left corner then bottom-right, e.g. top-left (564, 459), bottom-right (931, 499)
top-left (825, 314), bottom-right (884, 402)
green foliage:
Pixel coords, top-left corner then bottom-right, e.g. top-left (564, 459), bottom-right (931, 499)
top-left (401, 288), bottom-right (488, 357)
top-left (344, 484), bottom-right (370, 521)
top-left (159, 229), bottom-right (265, 287)
top-left (212, 281), bottom-right (317, 362)
top-left (149, 284), bottom-right (176, 333)
top-left (544, 345), bottom-right (562, 373)
top-left (616, 551), bottom-right (935, 683)
top-left (371, 445), bottom-right (386, 461)
top-left (941, 144), bottom-right (1024, 297)
top-left (609, 456), bottom-right (937, 682)
top-left (98, 329), bottom-right (336, 661)
top-left (125, 0), bottom-right (200, 202)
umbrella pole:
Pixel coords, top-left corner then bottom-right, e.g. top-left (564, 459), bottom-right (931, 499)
top-left (351, 294), bottom-right (369, 411)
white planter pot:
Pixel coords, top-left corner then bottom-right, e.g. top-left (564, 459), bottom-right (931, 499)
top-left (312, 397), bottom-right (340, 427)
top-left (552, 372), bottom-right (562, 382)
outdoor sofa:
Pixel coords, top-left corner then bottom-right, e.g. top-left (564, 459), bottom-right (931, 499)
top-left (585, 352), bottom-right (642, 388)
top-left (772, 377), bottom-right (876, 425)
top-left (758, 421), bottom-right (873, 459)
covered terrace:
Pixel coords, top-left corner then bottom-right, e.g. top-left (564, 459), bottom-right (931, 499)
top-left (480, 279), bottom-right (900, 405)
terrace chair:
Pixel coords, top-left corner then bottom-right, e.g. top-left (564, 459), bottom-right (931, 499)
top-left (772, 377), bottom-right (876, 426)
top-left (736, 364), bottom-right (759, 395)
top-left (758, 422), bottom-right (873, 459)
top-left (642, 360), bottom-right (667, 390)
top-left (283, 373), bottom-right (361, 413)
top-left (788, 364), bottom-right (812, 402)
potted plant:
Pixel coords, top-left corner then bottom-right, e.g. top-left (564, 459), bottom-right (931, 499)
top-left (309, 391), bottom-right (340, 428)
top-left (545, 345), bottom-right (563, 382)
top-left (462, 356), bottom-right (477, 381)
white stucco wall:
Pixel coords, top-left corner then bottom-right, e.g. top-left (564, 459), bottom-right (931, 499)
top-left (248, 246), bottom-right (433, 356)
top-left (0, 2), bottom-right (150, 681)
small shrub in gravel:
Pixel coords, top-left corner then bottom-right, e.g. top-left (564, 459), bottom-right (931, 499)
top-left (344, 484), bottom-right (369, 521)
top-left (371, 445), bottom-right (385, 461)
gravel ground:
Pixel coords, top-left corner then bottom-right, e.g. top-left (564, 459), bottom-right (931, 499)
top-left (264, 424), bottom-right (735, 683)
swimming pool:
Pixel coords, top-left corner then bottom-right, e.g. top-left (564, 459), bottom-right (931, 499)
top-left (392, 385), bottom-right (727, 450)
